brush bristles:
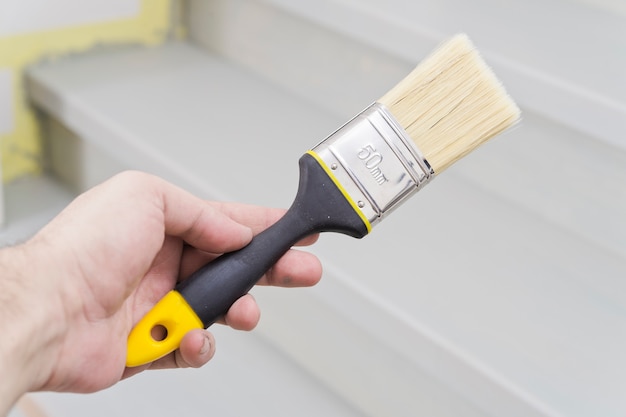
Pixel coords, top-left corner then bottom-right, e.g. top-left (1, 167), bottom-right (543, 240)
top-left (379, 34), bottom-right (520, 173)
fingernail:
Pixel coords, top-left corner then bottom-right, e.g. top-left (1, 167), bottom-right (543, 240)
top-left (200, 334), bottom-right (211, 355)
top-left (243, 226), bottom-right (254, 242)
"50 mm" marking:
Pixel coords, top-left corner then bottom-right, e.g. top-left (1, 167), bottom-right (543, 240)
top-left (357, 145), bottom-right (388, 185)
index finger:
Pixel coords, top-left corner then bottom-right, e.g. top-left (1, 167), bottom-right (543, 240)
top-left (142, 173), bottom-right (254, 253)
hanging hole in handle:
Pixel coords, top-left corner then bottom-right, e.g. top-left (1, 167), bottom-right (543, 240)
top-left (151, 324), bottom-right (169, 342)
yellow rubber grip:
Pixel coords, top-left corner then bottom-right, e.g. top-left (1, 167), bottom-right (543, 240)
top-left (126, 290), bottom-right (203, 367)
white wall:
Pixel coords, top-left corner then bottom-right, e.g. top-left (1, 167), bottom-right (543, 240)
top-left (571, 0), bottom-right (626, 16)
top-left (0, 0), bottom-right (140, 37)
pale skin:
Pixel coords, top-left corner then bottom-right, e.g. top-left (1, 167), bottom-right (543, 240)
top-left (0, 171), bottom-right (322, 416)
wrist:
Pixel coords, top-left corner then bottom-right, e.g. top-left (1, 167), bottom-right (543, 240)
top-left (0, 243), bottom-right (66, 413)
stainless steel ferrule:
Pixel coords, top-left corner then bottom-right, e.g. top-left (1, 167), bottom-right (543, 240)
top-left (311, 102), bottom-right (434, 228)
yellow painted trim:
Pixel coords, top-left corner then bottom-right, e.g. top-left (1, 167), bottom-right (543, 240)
top-left (306, 150), bottom-right (372, 234)
top-left (0, 0), bottom-right (171, 182)
top-left (126, 290), bottom-right (203, 367)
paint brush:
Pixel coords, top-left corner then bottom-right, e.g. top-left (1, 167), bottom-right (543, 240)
top-left (126, 33), bottom-right (520, 367)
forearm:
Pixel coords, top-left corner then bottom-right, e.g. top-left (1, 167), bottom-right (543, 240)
top-left (0, 301), bottom-right (31, 416)
top-left (0, 244), bottom-right (63, 416)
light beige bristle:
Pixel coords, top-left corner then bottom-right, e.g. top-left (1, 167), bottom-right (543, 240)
top-left (379, 34), bottom-right (520, 173)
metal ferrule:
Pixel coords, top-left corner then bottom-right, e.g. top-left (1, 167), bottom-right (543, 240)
top-left (311, 102), bottom-right (434, 228)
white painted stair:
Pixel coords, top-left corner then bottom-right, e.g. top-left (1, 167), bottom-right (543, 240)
top-left (18, 1), bottom-right (626, 415)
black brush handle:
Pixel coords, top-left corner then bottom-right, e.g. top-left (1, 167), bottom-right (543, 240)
top-left (125, 153), bottom-right (369, 366)
top-left (177, 152), bottom-right (368, 327)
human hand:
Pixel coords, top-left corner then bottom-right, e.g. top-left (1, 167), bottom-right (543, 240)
top-left (0, 171), bottom-right (321, 408)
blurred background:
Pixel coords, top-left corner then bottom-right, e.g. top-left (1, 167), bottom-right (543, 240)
top-left (2, 0), bottom-right (625, 416)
